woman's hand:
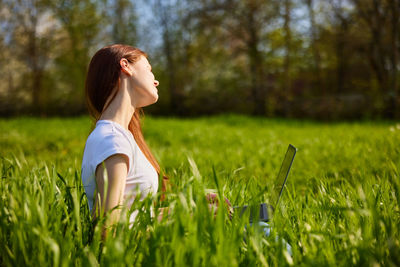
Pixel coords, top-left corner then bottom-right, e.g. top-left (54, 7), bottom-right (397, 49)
top-left (157, 207), bottom-right (170, 222)
top-left (206, 192), bottom-right (233, 219)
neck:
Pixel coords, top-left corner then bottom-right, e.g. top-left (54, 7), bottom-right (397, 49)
top-left (99, 78), bottom-right (135, 130)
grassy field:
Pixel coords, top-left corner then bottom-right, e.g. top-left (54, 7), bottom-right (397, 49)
top-left (0, 115), bottom-right (399, 266)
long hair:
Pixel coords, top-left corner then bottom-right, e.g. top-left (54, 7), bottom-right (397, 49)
top-left (85, 44), bottom-right (168, 198)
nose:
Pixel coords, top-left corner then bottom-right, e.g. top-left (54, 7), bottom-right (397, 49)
top-left (154, 80), bottom-right (159, 87)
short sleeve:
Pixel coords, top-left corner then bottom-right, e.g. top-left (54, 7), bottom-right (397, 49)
top-left (91, 132), bottom-right (132, 175)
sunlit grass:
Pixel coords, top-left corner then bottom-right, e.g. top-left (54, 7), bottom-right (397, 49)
top-left (0, 116), bottom-right (399, 266)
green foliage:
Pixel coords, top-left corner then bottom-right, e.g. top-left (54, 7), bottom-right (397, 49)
top-left (1, 0), bottom-right (399, 118)
top-left (0, 116), bottom-right (399, 266)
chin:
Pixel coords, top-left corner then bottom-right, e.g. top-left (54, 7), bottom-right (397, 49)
top-left (140, 94), bottom-right (158, 107)
top-left (153, 94), bottom-right (159, 103)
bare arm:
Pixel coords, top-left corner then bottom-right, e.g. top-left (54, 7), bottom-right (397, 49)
top-left (93, 154), bottom-right (128, 236)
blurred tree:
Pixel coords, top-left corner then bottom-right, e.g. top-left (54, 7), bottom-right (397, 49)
top-left (110, 0), bottom-right (137, 44)
top-left (352, 0), bottom-right (400, 117)
top-left (304, 0), bottom-right (323, 96)
top-left (2, 0), bottom-right (55, 115)
top-left (190, 0), bottom-right (280, 115)
top-left (329, 0), bottom-right (353, 94)
top-left (147, 0), bottom-right (189, 115)
top-left (50, 0), bottom-right (104, 113)
top-left (283, 0), bottom-right (292, 97)
top-left (0, 1), bottom-right (14, 114)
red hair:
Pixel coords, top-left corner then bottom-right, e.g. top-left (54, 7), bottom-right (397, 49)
top-left (85, 44), bottom-right (168, 198)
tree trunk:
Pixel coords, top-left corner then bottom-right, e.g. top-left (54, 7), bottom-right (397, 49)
top-left (353, 0), bottom-right (390, 114)
top-left (283, 0), bottom-right (291, 94)
top-left (336, 18), bottom-right (348, 94)
top-left (27, 18), bottom-right (42, 115)
top-left (246, 4), bottom-right (266, 116)
top-left (156, 0), bottom-right (185, 115)
top-left (283, 0), bottom-right (292, 116)
top-left (306, 0), bottom-right (322, 95)
top-left (163, 29), bottom-right (181, 115)
top-left (388, 0), bottom-right (399, 117)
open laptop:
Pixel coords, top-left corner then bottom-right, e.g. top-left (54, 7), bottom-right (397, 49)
top-left (234, 144), bottom-right (297, 222)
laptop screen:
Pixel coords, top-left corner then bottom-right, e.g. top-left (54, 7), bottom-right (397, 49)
top-left (271, 144), bottom-right (297, 206)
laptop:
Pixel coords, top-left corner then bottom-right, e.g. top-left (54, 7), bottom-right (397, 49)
top-left (233, 144), bottom-right (297, 222)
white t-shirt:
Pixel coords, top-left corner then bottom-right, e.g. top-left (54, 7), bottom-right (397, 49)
top-left (81, 120), bottom-right (158, 222)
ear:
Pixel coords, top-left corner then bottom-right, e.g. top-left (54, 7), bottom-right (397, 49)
top-left (120, 58), bottom-right (133, 76)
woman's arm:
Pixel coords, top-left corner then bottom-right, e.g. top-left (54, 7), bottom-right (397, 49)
top-left (93, 154), bottom-right (128, 237)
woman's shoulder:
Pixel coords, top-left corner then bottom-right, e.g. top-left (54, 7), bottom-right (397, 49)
top-left (82, 120), bottom-right (134, 171)
top-left (85, 120), bottom-right (132, 150)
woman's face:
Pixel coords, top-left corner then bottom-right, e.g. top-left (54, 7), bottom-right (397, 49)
top-left (125, 56), bottom-right (160, 107)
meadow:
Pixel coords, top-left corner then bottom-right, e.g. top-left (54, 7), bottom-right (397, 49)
top-left (0, 115), bottom-right (399, 266)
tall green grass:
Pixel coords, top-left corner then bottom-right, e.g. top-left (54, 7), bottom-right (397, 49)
top-left (0, 116), bottom-right (399, 266)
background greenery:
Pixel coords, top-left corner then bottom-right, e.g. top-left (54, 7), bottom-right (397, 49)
top-left (1, 0), bottom-right (400, 118)
top-left (0, 116), bottom-right (399, 266)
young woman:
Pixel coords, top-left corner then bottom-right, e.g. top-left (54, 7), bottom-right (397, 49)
top-left (81, 44), bottom-right (166, 231)
top-left (81, 44), bottom-right (230, 238)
